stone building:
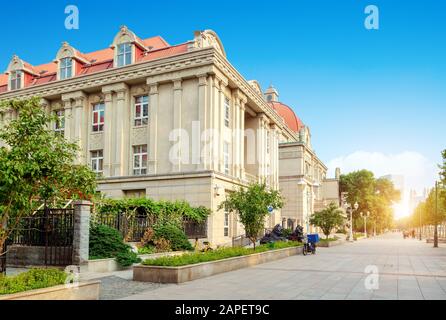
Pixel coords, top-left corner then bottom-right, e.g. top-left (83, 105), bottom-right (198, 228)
top-left (0, 26), bottom-right (339, 245)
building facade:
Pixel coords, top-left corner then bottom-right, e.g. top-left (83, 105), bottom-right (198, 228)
top-left (0, 26), bottom-right (339, 245)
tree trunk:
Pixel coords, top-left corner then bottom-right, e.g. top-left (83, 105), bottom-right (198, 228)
top-left (250, 237), bottom-right (257, 250)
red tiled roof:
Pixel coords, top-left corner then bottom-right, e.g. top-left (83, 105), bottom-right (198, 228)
top-left (269, 101), bottom-right (304, 133)
top-left (139, 43), bottom-right (188, 62)
top-left (0, 36), bottom-right (175, 88)
top-left (79, 60), bottom-right (114, 75)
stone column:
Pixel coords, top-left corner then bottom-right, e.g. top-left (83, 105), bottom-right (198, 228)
top-left (102, 91), bottom-right (113, 177)
top-left (240, 102), bottom-right (246, 179)
top-left (62, 99), bottom-right (72, 141)
top-left (232, 93), bottom-right (240, 178)
top-left (147, 81), bottom-right (159, 174)
top-left (197, 74), bottom-right (208, 170)
top-left (218, 81), bottom-right (225, 173)
top-left (72, 200), bottom-right (92, 266)
top-left (211, 77), bottom-right (221, 171)
top-left (73, 93), bottom-right (87, 164)
top-left (114, 84), bottom-right (129, 176)
top-left (172, 78), bottom-right (183, 172)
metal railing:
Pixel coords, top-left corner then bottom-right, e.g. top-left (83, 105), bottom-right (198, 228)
top-left (94, 213), bottom-right (208, 242)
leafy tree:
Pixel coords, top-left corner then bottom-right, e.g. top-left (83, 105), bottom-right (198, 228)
top-left (310, 202), bottom-right (345, 239)
top-left (218, 182), bottom-right (283, 250)
top-left (440, 150), bottom-right (446, 185)
top-left (340, 170), bottom-right (400, 233)
top-left (0, 97), bottom-right (96, 259)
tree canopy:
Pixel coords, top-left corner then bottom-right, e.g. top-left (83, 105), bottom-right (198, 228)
top-left (340, 170), bottom-right (400, 233)
top-left (0, 97), bottom-right (97, 252)
top-left (310, 202), bottom-right (345, 239)
top-left (218, 182), bottom-right (283, 249)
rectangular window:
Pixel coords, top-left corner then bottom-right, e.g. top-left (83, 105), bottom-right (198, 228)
top-left (10, 71), bottom-right (22, 90)
top-left (224, 98), bottom-right (230, 128)
top-left (90, 150), bottom-right (104, 174)
top-left (117, 43), bottom-right (132, 67)
top-left (133, 145), bottom-right (148, 175)
top-left (92, 103), bottom-right (105, 132)
top-left (224, 205), bottom-right (230, 237)
top-left (134, 96), bottom-right (149, 126)
top-left (223, 142), bottom-right (230, 175)
top-left (60, 58), bottom-right (73, 80)
top-left (54, 110), bottom-right (65, 135)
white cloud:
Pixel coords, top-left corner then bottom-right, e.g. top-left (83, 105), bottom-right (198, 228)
top-left (327, 151), bottom-right (438, 194)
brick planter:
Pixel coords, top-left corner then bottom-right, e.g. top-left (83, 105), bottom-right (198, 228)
top-left (0, 281), bottom-right (100, 300)
top-left (133, 246), bottom-right (301, 284)
top-left (87, 251), bottom-right (187, 273)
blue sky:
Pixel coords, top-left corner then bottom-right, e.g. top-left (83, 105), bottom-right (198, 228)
top-left (0, 0), bottom-right (445, 193)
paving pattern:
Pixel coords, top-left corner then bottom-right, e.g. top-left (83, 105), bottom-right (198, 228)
top-left (118, 233), bottom-right (446, 300)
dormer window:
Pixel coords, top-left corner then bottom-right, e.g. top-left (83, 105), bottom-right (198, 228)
top-left (10, 71), bottom-right (22, 90)
top-left (117, 43), bottom-right (132, 67)
top-left (60, 58), bottom-right (72, 80)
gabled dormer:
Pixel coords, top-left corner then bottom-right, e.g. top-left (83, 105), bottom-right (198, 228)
top-left (55, 42), bottom-right (89, 80)
top-left (5, 55), bottom-right (39, 91)
top-left (111, 25), bottom-right (147, 67)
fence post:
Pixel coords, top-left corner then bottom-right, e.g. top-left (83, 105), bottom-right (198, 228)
top-left (72, 200), bottom-right (92, 266)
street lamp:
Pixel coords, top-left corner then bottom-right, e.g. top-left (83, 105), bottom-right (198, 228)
top-left (361, 211), bottom-right (370, 238)
top-left (306, 188), bottom-right (311, 234)
top-left (344, 202), bottom-right (359, 242)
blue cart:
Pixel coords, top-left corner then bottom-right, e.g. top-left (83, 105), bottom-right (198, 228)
top-left (303, 233), bottom-right (320, 255)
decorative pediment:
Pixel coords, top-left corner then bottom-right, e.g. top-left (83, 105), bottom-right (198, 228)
top-left (192, 30), bottom-right (226, 57)
top-left (6, 55), bottom-right (23, 73)
top-left (248, 80), bottom-right (262, 96)
top-left (55, 42), bottom-right (89, 64)
top-left (111, 25), bottom-right (146, 49)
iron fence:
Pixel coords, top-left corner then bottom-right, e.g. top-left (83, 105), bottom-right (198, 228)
top-left (5, 208), bottom-right (74, 267)
top-left (94, 213), bottom-right (207, 242)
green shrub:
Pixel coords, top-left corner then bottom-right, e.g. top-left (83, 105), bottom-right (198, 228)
top-left (0, 268), bottom-right (67, 295)
top-left (89, 224), bottom-right (140, 266)
top-left (142, 241), bottom-right (301, 267)
top-left (138, 245), bottom-right (156, 255)
top-left (153, 223), bottom-right (193, 251)
top-left (116, 250), bottom-right (141, 267)
top-left (282, 229), bottom-right (293, 237)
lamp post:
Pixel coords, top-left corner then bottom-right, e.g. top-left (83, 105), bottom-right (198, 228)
top-left (306, 188), bottom-right (311, 234)
top-left (344, 202), bottom-right (359, 242)
top-left (361, 211), bottom-right (370, 238)
top-left (434, 181), bottom-right (439, 248)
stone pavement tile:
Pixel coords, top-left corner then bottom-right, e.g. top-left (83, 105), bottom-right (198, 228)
top-left (320, 293), bottom-right (347, 300)
top-left (345, 292), bottom-right (373, 300)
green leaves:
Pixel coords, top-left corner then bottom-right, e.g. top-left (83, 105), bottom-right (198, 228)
top-left (310, 203), bottom-right (345, 239)
top-left (0, 97), bottom-right (96, 250)
top-left (218, 182), bottom-right (284, 248)
top-left (340, 170), bottom-right (400, 232)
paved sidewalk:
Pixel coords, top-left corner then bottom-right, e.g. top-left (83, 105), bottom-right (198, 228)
top-left (121, 233), bottom-right (446, 300)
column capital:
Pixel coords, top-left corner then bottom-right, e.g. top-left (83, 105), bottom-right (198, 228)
top-left (63, 99), bottom-right (72, 110)
top-left (197, 74), bottom-right (208, 86)
top-left (102, 82), bottom-right (128, 94)
top-left (61, 91), bottom-right (87, 103)
top-left (147, 82), bottom-right (159, 95)
top-left (173, 78), bottom-right (183, 90)
top-left (103, 92), bottom-right (113, 103)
